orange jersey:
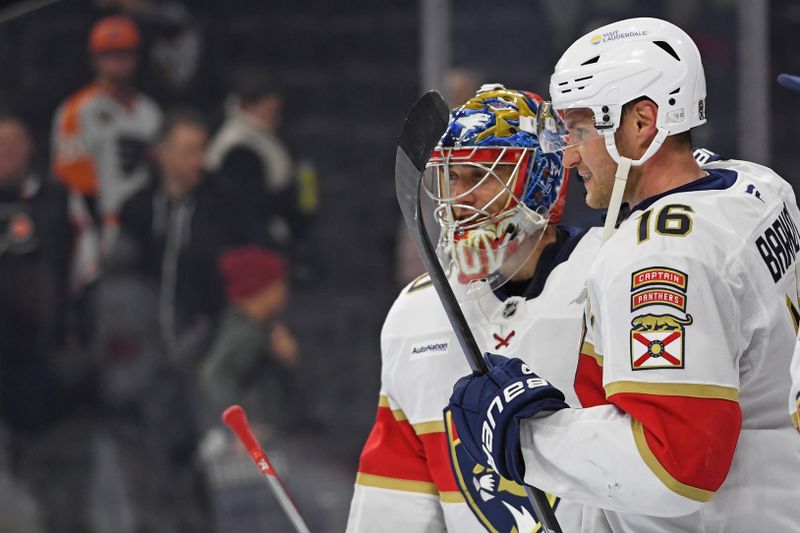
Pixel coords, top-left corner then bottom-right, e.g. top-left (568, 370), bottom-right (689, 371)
top-left (51, 83), bottom-right (161, 216)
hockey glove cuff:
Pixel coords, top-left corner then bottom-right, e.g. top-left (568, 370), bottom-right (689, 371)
top-left (448, 353), bottom-right (568, 485)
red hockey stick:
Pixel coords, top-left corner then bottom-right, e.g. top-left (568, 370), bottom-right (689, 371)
top-left (222, 405), bottom-right (312, 533)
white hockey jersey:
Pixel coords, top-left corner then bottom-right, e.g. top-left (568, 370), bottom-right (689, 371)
top-left (346, 226), bottom-right (603, 533)
top-left (518, 160), bottom-right (800, 532)
top-left (791, 339), bottom-right (800, 431)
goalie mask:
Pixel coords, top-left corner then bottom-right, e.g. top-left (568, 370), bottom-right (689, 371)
top-left (423, 84), bottom-right (568, 292)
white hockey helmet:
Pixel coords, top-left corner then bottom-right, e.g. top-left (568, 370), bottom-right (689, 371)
top-left (537, 18), bottom-right (707, 243)
top-left (541, 17), bottom-right (706, 160)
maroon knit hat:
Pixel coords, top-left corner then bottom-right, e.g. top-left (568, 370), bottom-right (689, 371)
top-left (219, 246), bottom-right (287, 303)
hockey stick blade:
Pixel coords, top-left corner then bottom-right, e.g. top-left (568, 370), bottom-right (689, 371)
top-left (222, 405), bottom-right (312, 533)
top-left (394, 92), bottom-right (562, 533)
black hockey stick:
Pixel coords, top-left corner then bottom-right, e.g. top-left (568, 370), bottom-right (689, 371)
top-left (394, 91), bottom-right (562, 533)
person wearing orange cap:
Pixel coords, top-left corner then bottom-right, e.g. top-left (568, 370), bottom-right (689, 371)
top-left (51, 15), bottom-right (162, 291)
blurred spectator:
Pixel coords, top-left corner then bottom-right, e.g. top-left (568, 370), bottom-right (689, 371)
top-left (200, 246), bottom-right (297, 431)
top-left (0, 112), bottom-right (73, 435)
top-left (207, 71), bottom-right (318, 256)
top-left (445, 68), bottom-right (482, 111)
top-left (84, 268), bottom-right (210, 533)
top-left (0, 424), bottom-right (43, 533)
top-left (0, 113), bottom-right (72, 533)
top-left (197, 249), bottom-right (354, 533)
top-left (118, 109), bottom-right (259, 357)
top-left (51, 15), bottom-right (162, 291)
top-left (111, 0), bottom-right (225, 110)
top-left (12, 1), bottom-right (120, 146)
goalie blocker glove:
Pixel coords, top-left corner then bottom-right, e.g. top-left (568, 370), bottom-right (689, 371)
top-left (448, 353), bottom-right (568, 484)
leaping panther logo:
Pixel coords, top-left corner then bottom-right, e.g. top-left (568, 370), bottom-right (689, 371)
top-left (631, 313), bottom-right (693, 331)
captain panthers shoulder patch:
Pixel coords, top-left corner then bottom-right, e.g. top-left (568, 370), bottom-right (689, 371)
top-left (631, 266), bottom-right (687, 291)
top-left (629, 265), bottom-right (693, 371)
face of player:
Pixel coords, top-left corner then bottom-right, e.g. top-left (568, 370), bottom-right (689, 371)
top-left (447, 164), bottom-right (514, 221)
top-left (561, 108), bottom-right (619, 209)
top-left (158, 123), bottom-right (208, 197)
top-left (0, 120), bottom-right (32, 187)
top-left (93, 50), bottom-right (138, 85)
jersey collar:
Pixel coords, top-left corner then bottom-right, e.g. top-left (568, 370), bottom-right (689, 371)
top-left (494, 225), bottom-right (588, 301)
top-left (628, 167), bottom-right (738, 215)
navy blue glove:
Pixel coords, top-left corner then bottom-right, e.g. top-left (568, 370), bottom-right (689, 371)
top-left (448, 353), bottom-right (568, 484)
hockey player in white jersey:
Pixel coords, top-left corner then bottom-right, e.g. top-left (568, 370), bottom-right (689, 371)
top-left (777, 71), bottom-right (800, 432)
top-left (448, 18), bottom-right (800, 532)
top-left (346, 86), bottom-right (603, 532)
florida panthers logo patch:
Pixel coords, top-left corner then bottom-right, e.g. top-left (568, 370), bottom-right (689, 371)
top-left (629, 265), bottom-right (692, 371)
top-left (444, 410), bottom-right (558, 532)
top-left (630, 313), bottom-right (693, 370)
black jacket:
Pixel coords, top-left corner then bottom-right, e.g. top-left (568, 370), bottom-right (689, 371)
top-left (0, 175), bottom-right (73, 431)
top-left (119, 172), bottom-right (262, 330)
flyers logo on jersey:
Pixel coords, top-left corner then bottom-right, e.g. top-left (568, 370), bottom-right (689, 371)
top-left (630, 313), bottom-right (693, 370)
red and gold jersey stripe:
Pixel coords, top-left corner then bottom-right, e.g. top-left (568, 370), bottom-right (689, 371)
top-left (575, 339), bottom-right (606, 408)
top-left (609, 386), bottom-right (741, 502)
top-left (355, 395), bottom-right (459, 498)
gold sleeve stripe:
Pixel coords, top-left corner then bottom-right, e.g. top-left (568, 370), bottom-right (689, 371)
top-left (413, 420), bottom-right (445, 435)
top-left (377, 395), bottom-right (409, 421)
top-left (439, 491), bottom-right (465, 503)
top-left (377, 396), bottom-right (435, 427)
top-left (630, 419), bottom-right (715, 502)
top-left (581, 341), bottom-right (604, 366)
top-left (605, 381), bottom-right (739, 402)
top-left (355, 473), bottom-right (438, 496)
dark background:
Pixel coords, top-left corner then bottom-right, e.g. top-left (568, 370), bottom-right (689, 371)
top-left (0, 1), bottom-right (796, 531)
